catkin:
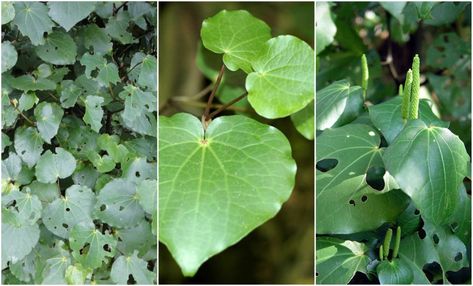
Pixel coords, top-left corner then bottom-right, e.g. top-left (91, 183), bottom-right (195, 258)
top-left (392, 226), bottom-right (401, 258)
top-left (409, 54), bottom-right (420, 119)
top-left (383, 228), bottom-right (393, 260)
top-left (398, 84), bottom-right (403, 96)
top-left (401, 70), bottom-right (412, 120)
top-left (361, 54), bottom-right (369, 98)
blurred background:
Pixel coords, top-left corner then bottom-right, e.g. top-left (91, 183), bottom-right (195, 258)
top-left (159, 2), bottom-right (314, 284)
top-left (317, 2), bottom-right (471, 155)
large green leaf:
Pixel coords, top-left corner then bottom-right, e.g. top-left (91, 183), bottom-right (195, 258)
top-left (316, 237), bottom-right (369, 284)
top-left (12, 2), bottom-right (54, 45)
top-left (2, 41), bottom-right (18, 73)
top-left (138, 55), bottom-right (157, 91)
top-left (14, 126), bottom-right (44, 168)
top-left (97, 63), bottom-right (120, 86)
top-left (316, 2), bottom-right (337, 55)
top-left (119, 85), bottom-right (157, 136)
top-left (69, 222), bottom-right (117, 270)
top-left (94, 178), bottom-right (145, 228)
top-left (9, 75), bottom-right (56, 92)
top-left (105, 11), bottom-right (136, 45)
top-left (316, 80), bottom-right (364, 130)
top-left (368, 97), bottom-right (448, 144)
top-left (35, 148), bottom-right (76, 183)
top-left (376, 258), bottom-right (414, 284)
top-left (384, 120), bottom-right (470, 225)
top-left (78, 24), bottom-right (113, 55)
top-left (160, 113), bottom-right (296, 276)
top-left (47, 2), bottom-right (95, 31)
top-left (83, 95), bottom-right (104, 133)
top-left (246, 35), bottom-right (314, 118)
top-left (36, 31), bottom-right (77, 65)
top-left (2, 2), bottom-right (15, 25)
top-left (201, 10), bottom-right (271, 73)
top-left (43, 185), bottom-right (96, 239)
top-left (110, 251), bottom-right (155, 284)
top-left (316, 124), bottom-right (409, 234)
top-left (59, 80), bottom-right (81, 108)
top-left (290, 101), bottom-right (314, 140)
top-left (34, 102), bottom-right (64, 143)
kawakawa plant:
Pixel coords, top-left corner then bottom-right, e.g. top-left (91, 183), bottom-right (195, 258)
top-left (316, 54), bottom-right (470, 284)
top-left (1, 2), bottom-right (157, 284)
top-left (159, 10), bottom-right (314, 276)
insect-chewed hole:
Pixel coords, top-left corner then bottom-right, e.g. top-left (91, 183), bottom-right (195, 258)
top-left (100, 204), bottom-right (106, 211)
top-left (135, 171), bottom-right (140, 178)
top-left (316, 159), bottom-right (338, 172)
top-left (418, 228), bottom-right (426, 239)
top-left (316, 272), bottom-right (319, 277)
top-left (361, 195), bottom-right (368, 202)
top-left (119, 206), bottom-right (125, 211)
top-left (127, 274), bottom-right (136, 284)
top-left (366, 166), bottom-right (385, 191)
top-left (349, 199), bottom-right (356, 206)
top-left (454, 252), bottom-right (462, 261)
top-left (80, 243), bottom-right (90, 255)
top-left (66, 207), bottom-right (71, 212)
top-left (62, 223), bottom-right (68, 229)
top-left (103, 244), bottom-right (111, 252)
top-left (414, 209), bottom-right (420, 215)
top-left (433, 234), bottom-right (440, 245)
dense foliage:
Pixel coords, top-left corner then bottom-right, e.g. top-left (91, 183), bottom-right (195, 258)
top-left (316, 2), bottom-right (471, 284)
top-left (159, 8), bottom-right (314, 278)
top-left (1, 2), bottom-right (157, 284)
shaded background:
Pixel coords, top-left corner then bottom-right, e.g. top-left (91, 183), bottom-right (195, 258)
top-left (159, 2), bottom-right (314, 284)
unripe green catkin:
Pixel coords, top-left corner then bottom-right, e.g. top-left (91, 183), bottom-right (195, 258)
top-left (392, 226), bottom-right (401, 259)
top-left (361, 54), bottom-right (369, 98)
top-left (383, 228), bottom-right (393, 260)
top-left (401, 69), bottom-right (412, 120)
top-left (379, 244), bottom-right (384, 261)
top-left (398, 84), bottom-right (403, 96)
top-left (409, 54), bottom-right (420, 119)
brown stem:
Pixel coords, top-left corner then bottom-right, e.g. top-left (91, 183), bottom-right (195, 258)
top-left (202, 64), bottom-right (225, 122)
top-left (209, 92), bottom-right (248, 119)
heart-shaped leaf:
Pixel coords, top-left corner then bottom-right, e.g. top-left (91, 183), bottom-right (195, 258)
top-left (246, 35), bottom-right (314, 118)
top-left (12, 2), bottom-right (54, 45)
top-left (384, 120), bottom-right (470, 225)
top-left (110, 251), bottom-right (155, 284)
top-left (36, 31), bottom-right (77, 65)
top-left (159, 113), bottom-right (296, 276)
top-left (291, 101), bottom-right (314, 140)
top-left (201, 10), bottom-right (271, 73)
top-left (14, 127), bottom-right (44, 168)
top-left (47, 2), bottom-right (95, 31)
top-left (2, 41), bottom-right (17, 73)
top-left (35, 148), bottom-right (76, 183)
top-left (2, 2), bottom-right (15, 25)
top-left (83, 95), bottom-right (104, 133)
top-left (316, 124), bottom-right (409, 233)
top-left (376, 258), bottom-right (414, 284)
top-left (368, 97), bottom-right (448, 144)
top-left (316, 2), bottom-right (337, 55)
top-left (316, 237), bottom-right (369, 284)
top-left (34, 102), bottom-right (64, 143)
top-left (78, 24), bottom-right (113, 55)
top-left (9, 75), bottom-right (56, 92)
top-left (316, 80), bottom-right (364, 130)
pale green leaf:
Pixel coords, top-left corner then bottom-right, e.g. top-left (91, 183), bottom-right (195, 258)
top-left (111, 251), bottom-right (155, 285)
top-left (47, 2), bottom-right (95, 31)
top-left (137, 179), bottom-right (157, 214)
top-left (12, 2), bottom-right (54, 45)
top-left (138, 55), bottom-right (157, 91)
top-left (160, 113), bottom-right (296, 276)
top-left (14, 126), bottom-right (44, 168)
top-left (201, 10), bottom-right (271, 73)
top-left (34, 102), bottom-right (64, 143)
top-left (246, 35), bottom-right (314, 118)
top-left (105, 11), bottom-right (136, 44)
top-left (79, 52), bottom-right (106, 78)
top-left (65, 264), bottom-right (90, 285)
top-left (79, 24), bottom-right (113, 55)
top-left (18, 91), bottom-right (38, 111)
top-left (290, 101), bottom-right (314, 140)
top-left (83, 95), bottom-right (104, 132)
top-left (119, 85), bottom-right (157, 136)
top-left (2, 41), bottom-right (18, 73)
top-left (97, 63), bottom-right (120, 86)
top-left (35, 148), bottom-right (76, 184)
top-left (316, 2), bottom-right (337, 55)
top-left (36, 31), bottom-right (77, 65)
top-left (59, 80), bottom-right (81, 108)
top-left (117, 221), bottom-right (155, 256)
top-left (9, 75), bottom-right (56, 92)
top-left (2, 152), bottom-right (22, 182)
top-left (2, 2), bottom-right (15, 25)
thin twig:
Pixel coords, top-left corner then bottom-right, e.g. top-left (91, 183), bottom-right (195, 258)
top-left (202, 64), bottom-right (225, 122)
top-left (172, 97), bottom-right (247, 112)
top-left (10, 99), bottom-right (35, 126)
top-left (209, 92), bottom-right (248, 118)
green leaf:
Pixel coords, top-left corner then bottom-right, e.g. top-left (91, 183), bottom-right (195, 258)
top-left (201, 10), bottom-right (271, 73)
top-left (380, 2), bottom-right (407, 22)
top-left (35, 148), bottom-right (76, 184)
top-left (424, 3), bottom-right (466, 26)
top-left (28, 181), bottom-right (59, 203)
top-left (415, 2), bottom-right (435, 19)
top-left (117, 221), bottom-right (155, 256)
top-left (97, 134), bottom-right (129, 164)
top-left (79, 52), bottom-right (107, 78)
top-left (384, 120), bottom-right (470, 225)
top-left (316, 237), bottom-right (369, 284)
top-left (290, 101), bottom-right (314, 140)
top-left (9, 75), bottom-right (56, 91)
top-left (78, 24), bottom-right (113, 55)
top-left (36, 31), bottom-right (77, 65)
top-left (137, 179), bottom-right (157, 214)
top-left (14, 126), bottom-right (44, 168)
top-left (59, 80), bottom-right (81, 108)
top-left (18, 91), bottom-right (38, 111)
top-left (119, 85), bottom-right (157, 136)
top-left (12, 2), bottom-right (54, 45)
top-left (41, 242), bottom-right (71, 284)
top-left (87, 151), bottom-right (115, 173)
top-left (369, 97), bottom-right (449, 144)
top-left (69, 222), bottom-right (117, 269)
top-left (2, 41), bottom-right (18, 73)
top-left (316, 2), bottom-right (337, 55)
top-left (83, 95), bottom-right (104, 133)
top-left (65, 264), bottom-right (90, 285)
top-left (34, 102), bottom-right (64, 143)
top-left (110, 251), bottom-right (155, 284)
top-left (97, 63), bottom-right (120, 86)
top-left (316, 80), bottom-right (364, 130)
top-left (316, 124), bottom-right (409, 233)
top-left (426, 33), bottom-right (469, 70)
top-left (2, 132), bottom-right (12, 153)
top-left (105, 11), bottom-right (137, 44)
top-left (2, 2), bottom-right (15, 24)
top-left (2, 152), bottom-right (22, 182)
top-left (160, 113), bottom-right (296, 276)
top-left (47, 2), bottom-right (95, 31)
top-left (95, 178), bottom-right (145, 228)
top-left (34, 63), bottom-right (52, 79)
top-left (3, 189), bottom-right (42, 225)
top-left (138, 55), bottom-right (157, 91)
top-left (246, 35), bottom-right (314, 118)
top-left (376, 259), bottom-right (414, 284)
top-left (43, 185), bottom-right (96, 239)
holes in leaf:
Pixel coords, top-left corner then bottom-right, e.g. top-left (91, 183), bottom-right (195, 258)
top-left (135, 171), bottom-right (141, 178)
top-left (316, 159), bottom-right (338, 172)
top-left (316, 272), bottom-right (319, 277)
top-left (54, 46), bottom-right (58, 50)
top-left (454, 252), bottom-right (462, 261)
top-left (366, 166), bottom-right (385, 191)
top-left (433, 234), bottom-right (440, 245)
top-left (418, 228), bottom-right (426, 239)
top-left (119, 206), bottom-right (125, 211)
top-left (80, 243), bottom-right (90, 255)
top-left (66, 207), bottom-right (71, 212)
top-left (349, 199), bottom-right (355, 206)
top-left (21, 150), bottom-right (26, 155)
top-left (100, 204), bottom-right (106, 211)
top-left (147, 261), bottom-right (154, 271)
top-left (62, 223), bottom-right (68, 229)
top-left (451, 222), bottom-right (459, 232)
top-left (414, 209), bottom-right (420, 215)
top-left (127, 274), bottom-right (136, 284)
top-left (379, 135), bottom-right (388, 148)
top-left (361, 195), bottom-right (367, 202)
top-left (118, 236), bottom-right (123, 242)
top-left (103, 244), bottom-right (111, 252)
